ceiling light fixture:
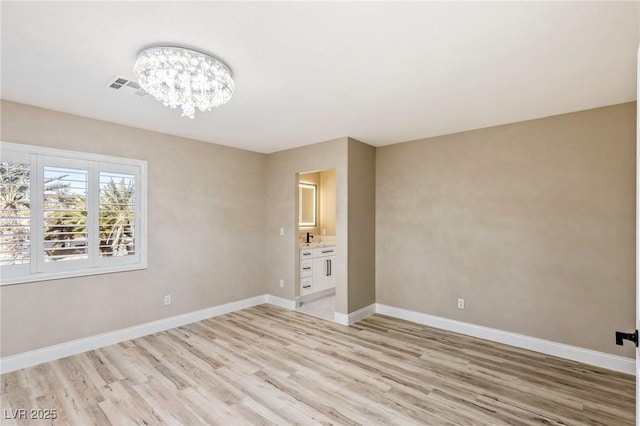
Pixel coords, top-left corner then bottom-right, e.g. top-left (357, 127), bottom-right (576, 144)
top-left (133, 46), bottom-right (234, 119)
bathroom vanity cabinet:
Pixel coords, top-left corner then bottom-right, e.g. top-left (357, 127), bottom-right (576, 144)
top-left (299, 246), bottom-right (336, 296)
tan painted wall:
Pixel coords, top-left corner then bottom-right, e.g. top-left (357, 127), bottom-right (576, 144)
top-left (347, 139), bottom-right (376, 311)
top-left (0, 101), bottom-right (267, 357)
top-left (376, 103), bottom-right (636, 357)
top-left (265, 138), bottom-right (349, 313)
top-left (320, 169), bottom-right (337, 236)
top-left (1, 99), bottom-right (633, 359)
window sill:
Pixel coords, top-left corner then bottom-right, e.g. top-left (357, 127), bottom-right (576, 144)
top-left (0, 263), bottom-right (148, 286)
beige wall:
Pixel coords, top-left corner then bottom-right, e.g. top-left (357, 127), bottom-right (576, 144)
top-left (266, 138), bottom-right (375, 314)
top-left (376, 103), bottom-right (636, 357)
top-left (1, 99), bottom-right (634, 360)
top-left (347, 139), bottom-right (376, 311)
top-left (320, 169), bottom-right (336, 236)
top-left (0, 101), bottom-right (267, 357)
top-left (265, 138), bottom-right (349, 313)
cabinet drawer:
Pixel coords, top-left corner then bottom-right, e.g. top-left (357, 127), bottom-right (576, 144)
top-left (299, 246), bottom-right (336, 259)
top-left (300, 277), bottom-right (313, 295)
top-left (317, 247), bottom-right (336, 256)
top-left (300, 259), bottom-right (313, 277)
top-left (299, 249), bottom-right (314, 259)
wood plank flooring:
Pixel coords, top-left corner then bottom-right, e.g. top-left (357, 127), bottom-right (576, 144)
top-left (1, 304), bottom-right (635, 425)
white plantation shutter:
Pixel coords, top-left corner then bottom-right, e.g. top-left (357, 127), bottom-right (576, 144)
top-left (0, 142), bottom-right (146, 285)
top-left (98, 171), bottom-right (136, 258)
top-left (0, 153), bottom-right (31, 277)
top-left (43, 166), bottom-right (89, 263)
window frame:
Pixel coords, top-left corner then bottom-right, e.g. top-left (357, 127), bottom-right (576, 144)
top-left (1, 142), bottom-right (147, 285)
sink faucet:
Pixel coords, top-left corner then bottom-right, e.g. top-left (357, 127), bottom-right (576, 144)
top-left (306, 232), bottom-right (313, 244)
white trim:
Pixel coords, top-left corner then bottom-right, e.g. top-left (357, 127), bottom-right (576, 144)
top-left (300, 287), bottom-right (335, 304)
top-left (375, 303), bottom-right (635, 375)
top-left (1, 141), bottom-right (146, 166)
top-left (0, 294), bottom-right (296, 374)
top-left (1, 297), bottom-right (631, 376)
top-left (334, 312), bottom-right (349, 325)
top-left (265, 294), bottom-right (297, 310)
top-left (334, 303), bottom-right (376, 326)
top-left (2, 265), bottom-right (148, 286)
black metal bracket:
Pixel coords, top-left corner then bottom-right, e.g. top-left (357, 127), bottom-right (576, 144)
top-left (615, 330), bottom-right (638, 347)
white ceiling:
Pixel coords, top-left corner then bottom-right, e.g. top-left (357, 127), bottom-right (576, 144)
top-left (1, 2), bottom-right (638, 154)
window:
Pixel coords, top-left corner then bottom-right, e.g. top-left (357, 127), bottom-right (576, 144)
top-left (98, 171), bottom-right (136, 258)
top-left (43, 165), bottom-right (89, 263)
top-left (0, 159), bottom-right (31, 269)
top-left (1, 142), bottom-right (147, 284)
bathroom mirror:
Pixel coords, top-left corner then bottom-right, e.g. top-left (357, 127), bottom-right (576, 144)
top-left (299, 183), bottom-right (317, 227)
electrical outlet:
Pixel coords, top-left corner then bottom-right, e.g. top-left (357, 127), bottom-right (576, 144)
top-left (279, 279), bottom-right (284, 288)
top-left (457, 298), bottom-right (465, 309)
top-left (164, 295), bottom-right (171, 306)
top-left (279, 227), bottom-right (284, 236)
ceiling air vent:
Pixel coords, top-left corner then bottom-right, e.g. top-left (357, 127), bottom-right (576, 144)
top-left (105, 75), bottom-right (148, 97)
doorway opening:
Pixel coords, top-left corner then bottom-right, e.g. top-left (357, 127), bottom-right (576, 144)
top-left (295, 168), bottom-right (336, 321)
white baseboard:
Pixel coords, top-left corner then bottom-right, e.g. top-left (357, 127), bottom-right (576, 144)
top-left (334, 303), bottom-right (376, 326)
top-left (300, 287), bottom-right (335, 304)
top-left (2, 297), bottom-right (633, 376)
top-left (0, 294), bottom-right (295, 374)
top-left (375, 303), bottom-right (635, 375)
top-left (265, 294), bottom-right (297, 310)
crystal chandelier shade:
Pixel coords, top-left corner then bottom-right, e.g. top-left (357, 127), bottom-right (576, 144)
top-left (133, 46), bottom-right (234, 119)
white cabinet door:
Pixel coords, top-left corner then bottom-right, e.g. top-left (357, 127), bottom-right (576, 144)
top-left (313, 255), bottom-right (335, 291)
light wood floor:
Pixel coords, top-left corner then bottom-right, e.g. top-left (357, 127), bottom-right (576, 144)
top-left (1, 304), bottom-right (635, 425)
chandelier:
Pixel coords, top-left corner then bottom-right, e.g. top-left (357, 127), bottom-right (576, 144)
top-left (133, 46), bottom-right (234, 119)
